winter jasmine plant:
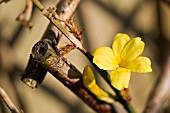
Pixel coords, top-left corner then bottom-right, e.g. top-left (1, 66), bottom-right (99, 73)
top-left (92, 33), bottom-right (152, 90)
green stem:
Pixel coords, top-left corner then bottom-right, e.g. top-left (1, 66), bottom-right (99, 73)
top-left (50, 18), bottom-right (83, 49)
top-left (79, 49), bottom-right (136, 113)
top-left (32, 0), bottom-right (44, 11)
top-left (33, 0), bottom-right (82, 49)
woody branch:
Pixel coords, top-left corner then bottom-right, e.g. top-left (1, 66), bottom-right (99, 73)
top-left (0, 86), bottom-right (21, 113)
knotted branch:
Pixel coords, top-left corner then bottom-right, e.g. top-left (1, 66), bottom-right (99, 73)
top-left (31, 40), bottom-right (116, 113)
top-left (22, 0), bottom-right (81, 88)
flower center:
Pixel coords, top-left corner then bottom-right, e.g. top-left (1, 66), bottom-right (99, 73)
top-left (119, 60), bottom-right (127, 68)
top-left (114, 64), bottom-right (119, 70)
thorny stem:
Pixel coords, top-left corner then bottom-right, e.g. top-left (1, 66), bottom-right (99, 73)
top-left (0, 86), bottom-right (22, 113)
top-left (32, 0), bottom-right (135, 113)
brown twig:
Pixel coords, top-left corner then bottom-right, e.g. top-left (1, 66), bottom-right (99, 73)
top-left (16, 0), bottom-right (33, 29)
top-left (0, 86), bottom-right (21, 113)
top-left (144, 56), bottom-right (170, 113)
top-left (22, 0), bottom-right (81, 88)
top-left (33, 0), bottom-right (83, 49)
top-left (43, 0), bottom-right (81, 42)
top-left (0, 0), bottom-right (11, 4)
top-left (21, 55), bottom-right (47, 88)
top-left (31, 40), bottom-right (117, 113)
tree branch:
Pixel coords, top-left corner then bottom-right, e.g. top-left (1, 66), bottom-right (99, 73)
top-left (22, 0), bottom-right (81, 88)
top-left (31, 40), bottom-right (117, 113)
top-left (0, 86), bottom-right (22, 113)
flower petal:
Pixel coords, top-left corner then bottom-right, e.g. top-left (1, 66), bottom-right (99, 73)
top-left (121, 37), bottom-right (144, 63)
top-left (125, 57), bottom-right (152, 73)
top-left (93, 47), bottom-right (114, 57)
top-left (93, 47), bottom-right (117, 70)
top-left (83, 66), bottom-right (101, 96)
top-left (89, 84), bottom-right (103, 97)
top-left (112, 33), bottom-right (130, 60)
top-left (83, 66), bottom-right (96, 86)
top-left (98, 90), bottom-right (114, 103)
top-left (110, 68), bottom-right (131, 90)
top-left (83, 66), bottom-right (114, 103)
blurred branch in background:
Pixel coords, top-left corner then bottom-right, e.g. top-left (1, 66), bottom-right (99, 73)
top-left (92, 0), bottom-right (152, 41)
top-left (16, 0), bottom-right (33, 29)
top-left (0, 86), bottom-right (21, 113)
top-left (144, 0), bottom-right (170, 113)
top-left (162, 0), bottom-right (170, 6)
top-left (0, 0), bottom-right (11, 4)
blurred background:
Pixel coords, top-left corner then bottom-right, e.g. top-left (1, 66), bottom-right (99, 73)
top-left (0, 0), bottom-right (170, 113)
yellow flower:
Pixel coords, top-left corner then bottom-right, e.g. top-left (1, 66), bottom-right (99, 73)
top-left (83, 66), bottom-right (114, 103)
top-left (93, 33), bottom-right (152, 90)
